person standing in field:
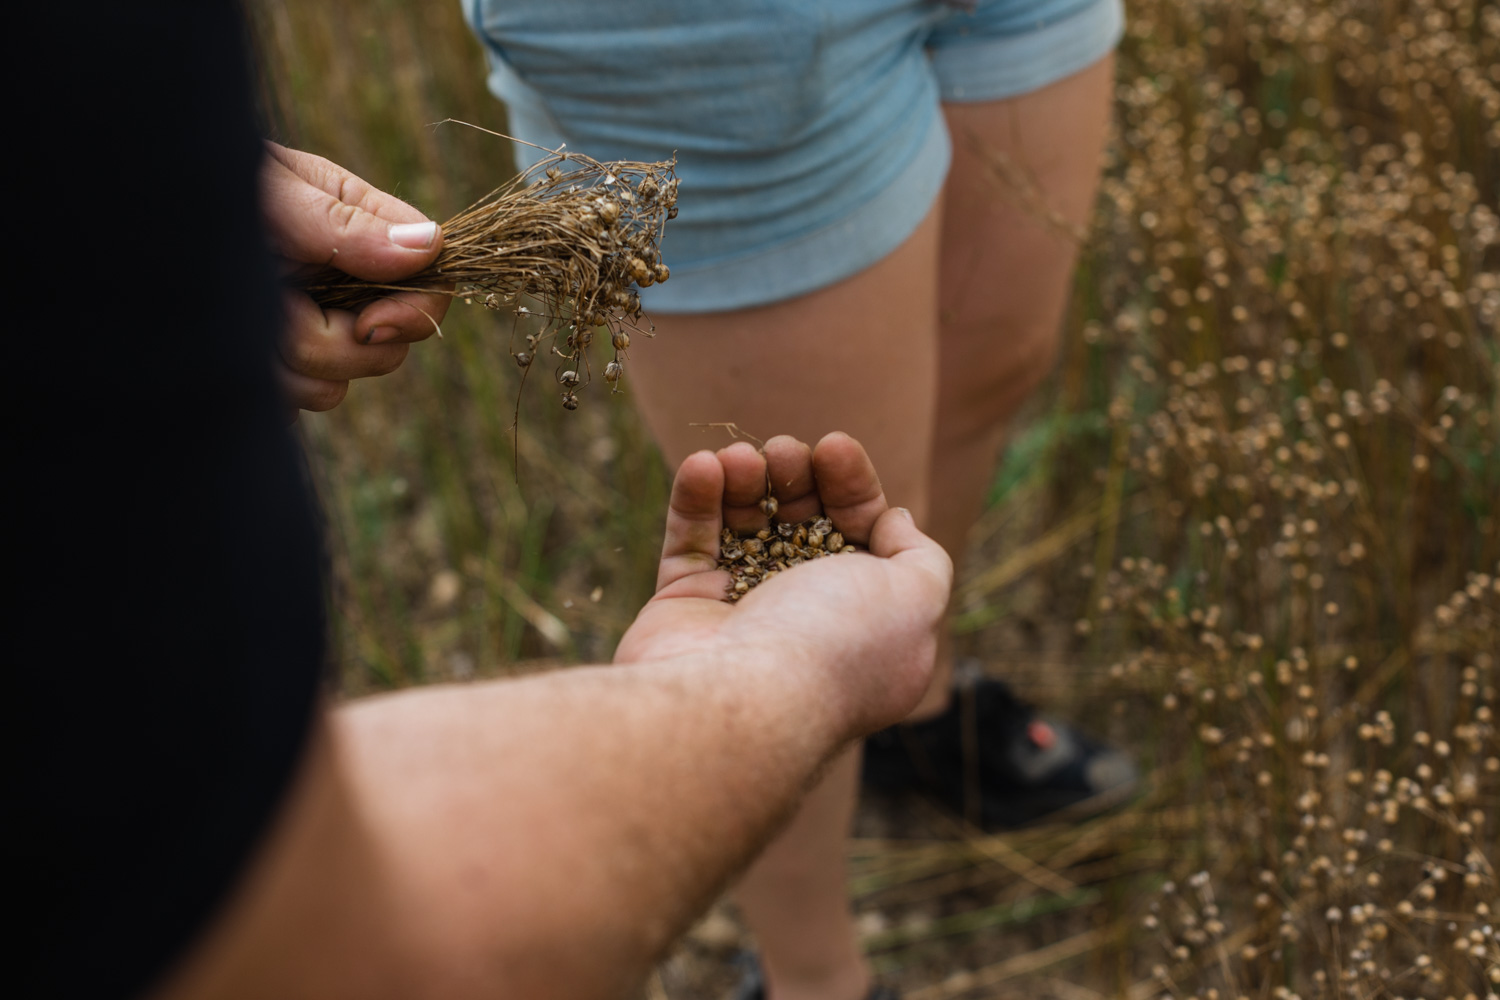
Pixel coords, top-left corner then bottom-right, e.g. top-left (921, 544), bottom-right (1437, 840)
top-left (464, 2), bottom-right (1137, 997)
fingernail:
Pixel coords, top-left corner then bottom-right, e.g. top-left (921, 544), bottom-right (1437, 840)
top-left (364, 326), bottom-right (399, 345)
top-left (894, 507), bottom-right (914, 521)
top-left (388, 221), bottom-right (437, 250)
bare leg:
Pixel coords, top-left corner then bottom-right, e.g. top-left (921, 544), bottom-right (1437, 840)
top-left (622, 57), bottom-right (1113, 1000)
top-left (918, 54), bottom-right (1117, 719)
top-left (929, 56), bottom-right (1116, 576)
top-left (626, 203), bottom-right (942, 1000)
top-left (728, 747), bottom-right (869, 1000)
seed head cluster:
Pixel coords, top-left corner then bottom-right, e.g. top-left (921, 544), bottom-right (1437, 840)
top-left (298, 143), bottom-right (677, 409)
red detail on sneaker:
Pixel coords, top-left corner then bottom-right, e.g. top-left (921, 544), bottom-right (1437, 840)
top-left (1028, 720), bottom-right (1057, 750)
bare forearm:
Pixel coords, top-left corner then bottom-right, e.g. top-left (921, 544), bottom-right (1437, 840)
top-left (159, 648), bottom-right (852, 1000)
top-left (336, 650), bottom-right (846, 997)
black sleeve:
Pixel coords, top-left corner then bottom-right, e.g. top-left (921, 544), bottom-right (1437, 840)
top-left (11, 4), bottom-right (326, 998)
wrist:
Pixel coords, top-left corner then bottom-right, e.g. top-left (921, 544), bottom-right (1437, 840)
top-left (644, 637), bottom-right (855, 760)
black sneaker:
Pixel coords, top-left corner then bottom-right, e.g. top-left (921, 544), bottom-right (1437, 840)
top-left (860, 666), bottom-right (1138, 830)
top-left (730, 952), bottom-right (899, 1000)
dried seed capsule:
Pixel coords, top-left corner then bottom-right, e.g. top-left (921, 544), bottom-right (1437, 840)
top-left (559, 370), bottom-right (581, 388)
top-left (733, 579), bottom-right (749, 594)
top-left (807, 531), bottom-right (825, 550)
top-left (612, 329), bottom-right (631, 351)
top-left (653, 263), bottom-right (671, 284)
top-left (755, 528), bottom-right (772, 541)
top-left (768, 540), bottom-right (784, 557)
top-left (514, 351), bottom-right (533, 368)
top-left (841, 545), bottom-right (857, 554)
top-left (627, 257), bottom-right (650, 283)
top-left (574, 328), bottom-right (594, 348)
top-left (760, 496), bottom-right (779, 518)
top-left (546, 166), bottom-right (563, 181)
top-left (667, 204), bottom-right (679, 220)
top-left (603, 361), bottom-right (623, 383)
top-left (597, 199), bottom-right (621, 226)
top-left (827, 532), bottom-right (844, 551)
top-left (638, 176), bottom-right (660, 200)
top-left (743, 538), bottom-right (763, 555)
top-left (561, 391), bottom-right (579, 410)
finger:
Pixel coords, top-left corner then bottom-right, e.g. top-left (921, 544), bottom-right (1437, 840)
top-left (717, 442), bottom-right (769, 533)
top-left (656, 451), bottom-right (726, 593)
top-left (276, 364), bottom-right (349, 413)
top-left (260, 143), bottom-right (442, 280)
top-left (763, 435), bottom-right (821, 524)
top-left (280, 293), bottom-right (411, 381)
top-left (868, 507), bottom-right (954, 593)
top-left (354, 289), bottom-right (453, 345)
top-left (810, 432), bottom-right (889, 544)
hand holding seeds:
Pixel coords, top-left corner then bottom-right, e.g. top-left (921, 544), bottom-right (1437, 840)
top-left (260, 142), bottom-right (452, 415)
top-left (615, 432), bottom-right (952, 738)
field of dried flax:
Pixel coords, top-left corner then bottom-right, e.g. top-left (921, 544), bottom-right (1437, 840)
top-left (248, 0), bottom-right (1497, 996)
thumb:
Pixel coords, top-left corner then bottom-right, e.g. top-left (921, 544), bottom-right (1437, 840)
top-left (260, 143), bottom-right (442, 281)
top-left (868, 507), bottom-right (953, 596)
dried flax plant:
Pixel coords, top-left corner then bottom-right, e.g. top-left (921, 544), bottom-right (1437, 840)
top-left (1061, 0), bottom-right (1500, 997)
top-left (298, 124), bottom-right (678, 413)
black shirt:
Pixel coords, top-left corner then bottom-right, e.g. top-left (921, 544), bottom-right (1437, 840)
top-left (13, 4), bottom-right (325, 996)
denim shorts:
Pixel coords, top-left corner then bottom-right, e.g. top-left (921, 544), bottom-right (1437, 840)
top-left (464, 0), bottom-right (1124, 313)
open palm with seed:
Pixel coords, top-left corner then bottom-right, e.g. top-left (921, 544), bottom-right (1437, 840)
top-left (615, 432), bottom-right (952, 737)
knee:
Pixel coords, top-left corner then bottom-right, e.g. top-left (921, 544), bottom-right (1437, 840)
top-left (998, 317), bottom-right (1066, 394)
top-left (941, 314), bottom-right (1065, 430)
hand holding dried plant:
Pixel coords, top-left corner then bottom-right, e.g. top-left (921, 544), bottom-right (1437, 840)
top-left (260, 142), bottom-right (452, 414)
top-left (296, 131), bottom-right (677, 413)
top-left (616, 433), bottom-right (951, 739)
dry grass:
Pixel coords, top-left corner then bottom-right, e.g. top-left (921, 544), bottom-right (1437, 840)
top-left (246, 0), bottom-right (1498, 995)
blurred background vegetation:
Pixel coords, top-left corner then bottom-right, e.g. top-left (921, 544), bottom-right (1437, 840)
top-left (247, 0), bottom-right (1497, 996)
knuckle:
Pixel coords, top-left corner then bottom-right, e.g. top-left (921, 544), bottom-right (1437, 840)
top-left (326, 198), bottom-right (362, 244)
